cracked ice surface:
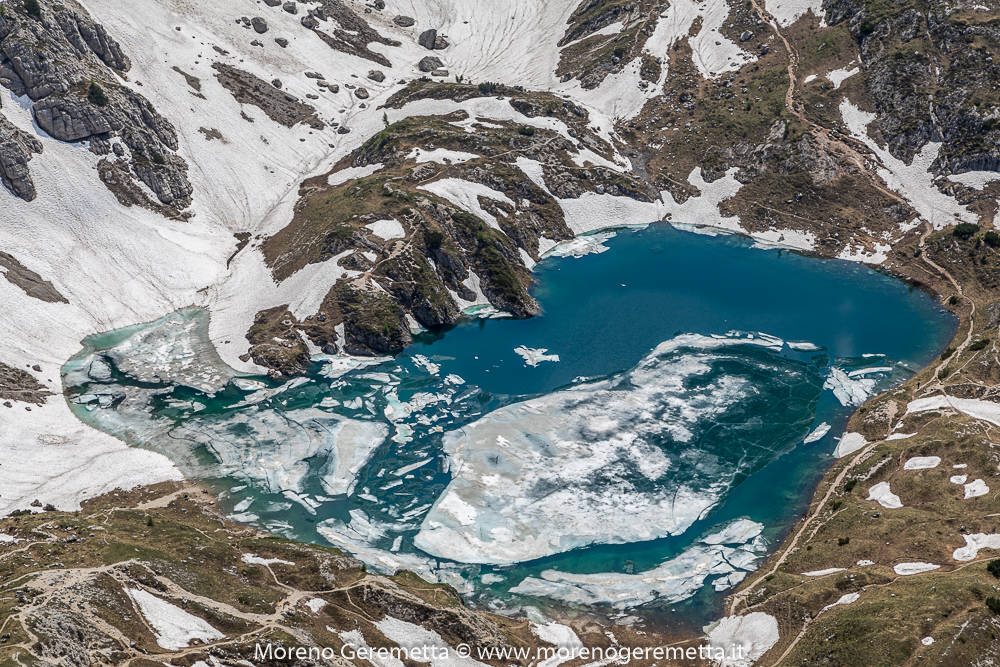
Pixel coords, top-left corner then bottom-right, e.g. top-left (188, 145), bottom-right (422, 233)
top-left (63, 308), bottom-right (388, 499)
top-left (100, 308), bottom-right (237, 394)
top-left (414, 333), bottom-right (821, 565)
top-left (510, 519), bottom-right (766, 608)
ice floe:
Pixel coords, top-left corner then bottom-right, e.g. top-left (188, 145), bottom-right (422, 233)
top-left (893, 562), bottom-right (940, 576)
top-left (867, 482), bottom-right (902, 509)
top-left (904, 456), bottom-right (941, 470)
top-left (787, 341), bottom-right (822, 351)
top-left (510, 519), bottom-right (767, 608)
top-left (95, 309), bottom-right (236, 394)
top-left (803, 422), bottom-right (831, 443)
top-left (823, 368), bottom-right (877, 406)
top-left (542, 231), bottom-right (617, 258)
top-left (514, 346), bottom-right (560, 367)
top-left (415, 334), bottom-right (817, 565)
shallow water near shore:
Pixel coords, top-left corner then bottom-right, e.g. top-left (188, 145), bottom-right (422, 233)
top-left (63, 224), bottom-right (955, 631)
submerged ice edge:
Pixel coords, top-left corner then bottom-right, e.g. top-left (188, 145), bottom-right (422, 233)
top-left (62, 310), bottom-right (907, 611)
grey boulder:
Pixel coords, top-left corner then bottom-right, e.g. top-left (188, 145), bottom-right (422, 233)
top-left (418, 56), bottom-right (443, 72)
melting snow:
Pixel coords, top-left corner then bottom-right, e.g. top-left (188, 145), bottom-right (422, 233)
top-left (893, 562), bottom-right (940, 576)
top-left (904, 456), bottom-right (940, 470)
top-left (821, 592), bottom-right (860, 614)
top-left (867, 481), bottom-right (902, 509)
top-left (365, 219), bottom-right (406, 240)
top-left (834, 432), bottom-right (868, 458)
top-left (128, 588), bottom-right (223, 650)
top-left (706, 613), bottom-right (780, 667)
top-left (965, 479), bottom-right (990, 499)
top-left (954, 533), bottom-right (1000, 561)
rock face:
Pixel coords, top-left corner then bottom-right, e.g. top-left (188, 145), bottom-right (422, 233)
top-left (418, 28), bottom-right (437, 49)
top-left (0, 0), bottom-right (192, 210)
top-left (0, 115), bottom-right (42, 201)
top-left (418, 56), bottom-right (444, 72)
top-left (251, 16), bottom-right (268, 33)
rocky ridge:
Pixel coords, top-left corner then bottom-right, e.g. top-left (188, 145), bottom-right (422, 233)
top-left (0, 0), bottom-right (191, 210)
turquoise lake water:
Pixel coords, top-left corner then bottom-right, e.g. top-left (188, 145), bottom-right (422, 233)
top-left (62, 224), bottom-right (956, 629)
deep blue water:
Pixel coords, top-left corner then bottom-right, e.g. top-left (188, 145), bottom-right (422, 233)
top-left (64, 223), bottom-right (956, 629)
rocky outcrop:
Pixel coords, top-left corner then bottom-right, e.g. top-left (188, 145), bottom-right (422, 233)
top-left (0, 361), bottom-right (53, 405)
top-left (418, 28), bottom-right (437, 50)
top-left (418, 56), bottom-right (443, 72)
top-left (212, 63), bottom-right (324, 129)
top-left (333, 282), bottom-right (412, 356)
top-left (294, 0), bottom-right (401, 68)
top-left (0, 250), bottom-right (67, 303)
top-left (0, 0), bottom-right (191, 211)
top-left (0, 114), bottom-right (42, 200)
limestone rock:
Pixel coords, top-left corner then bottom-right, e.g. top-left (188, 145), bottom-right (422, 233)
top-left (418, 56), bottom-right (443, 72)
top-left (418, 28), bottom-right (437, 50)
top-left (0, 116), bottom-right (42, 201)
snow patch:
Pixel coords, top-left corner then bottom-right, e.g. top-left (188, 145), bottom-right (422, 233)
top-left (128, 588), bottom-right (223, 650)
top-left (904, 456), bottom-right (940, 470)
top-left (867, 481), bottom-right (902, 509)
top-left (893, 562), bottom-right (940, 575)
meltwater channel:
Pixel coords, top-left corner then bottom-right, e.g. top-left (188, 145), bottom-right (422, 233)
top-left (62, 224), bottom-right (955, 628)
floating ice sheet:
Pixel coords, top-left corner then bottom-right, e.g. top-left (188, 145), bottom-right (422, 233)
top-left (510, 519), bottom-right (766, 608)
top-left (416, 334), bottom-right (820, 565)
